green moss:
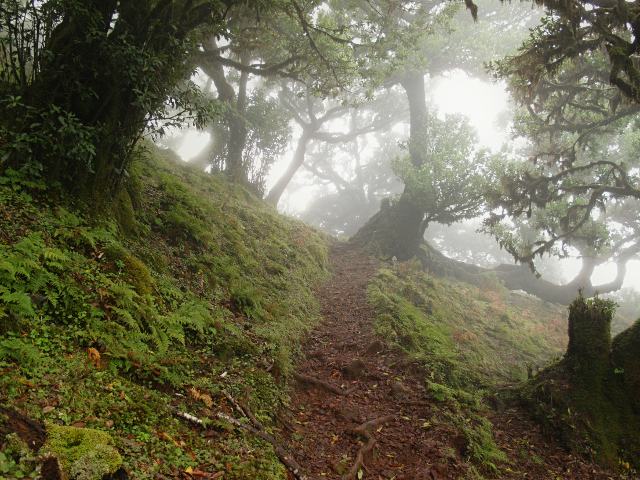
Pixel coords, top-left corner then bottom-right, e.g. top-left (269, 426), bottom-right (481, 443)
top-left (0, 143), bottom-right (329, 478)
top-left (367, 263), bottom-right (566, 388)
top-left (104, 243), bottom-right (154, 296)
top-left (367, 260), bottom-right (573, 474)
top-left (520, 312), bottom-right (640, 470)
top-left (42, 425), bottom-right (122, 480)
top-left (612, 319), bottom-right (640, 409)
top-left (112, 188), bottom-right (139, 237)
top-left (460, 416), bottom-right (508, 473)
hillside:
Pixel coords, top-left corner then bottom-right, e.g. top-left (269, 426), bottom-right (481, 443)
top-left (0, 147), bottom-right (635, 480)
top-left (0, 146), bottom-right (328, 479)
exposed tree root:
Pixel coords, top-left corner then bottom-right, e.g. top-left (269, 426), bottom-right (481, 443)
top-left (343, 415), bottom-right (395, 480)
top-left (223, 392), bottom-right (307, 480)
top-left (175, 394), bottom-right (306, 480)
top-left (293, 372), bottom-right (357, 395)
top-left (0, 406), bottom-right (47, 450)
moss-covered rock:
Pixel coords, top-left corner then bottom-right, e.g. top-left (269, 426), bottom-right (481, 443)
top-left (612, 320), bottom-right (640, 411)
top-left (104, 243), bottom-right (154, 296)
top-left (42, 425), bottom-right (122, 480)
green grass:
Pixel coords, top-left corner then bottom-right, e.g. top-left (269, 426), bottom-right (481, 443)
top-left (367, 260), bottom-right (569, 475)
top-left (0, 144), bottom-right (329, 479)
top-left (368, 261), bottom-right (567, 388)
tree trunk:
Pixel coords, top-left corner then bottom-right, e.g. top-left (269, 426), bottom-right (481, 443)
top-left (523, 299), bottom-right (640, 469)
top-left (226, 52), bottom-right (250, 184)
top-left (350, 196), bottom-right (425, 260)
top-left (612, 320), bottom-right (640, 411)
top-left (417, 241), bottom-right (629, 304)
top-left (350, 71), bottom-right (428, 258)
top-left (20, 1), bottom-right (213, 204)
top-left (265, 130), bottom-right (312, 206)
top-left (400, 71), bottom-right (428, 168)
top-left (566, 295), bottom-right (612, 387)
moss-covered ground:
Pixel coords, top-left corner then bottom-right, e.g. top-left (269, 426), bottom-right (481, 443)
top-left (0, 145), bottom-right (328, 479)
top-left (367, 259), bottom-right (572, 475)
top-left (368, 260), bottom-right (568, 388)
top-left (367, 259), bottom-right (639, 477)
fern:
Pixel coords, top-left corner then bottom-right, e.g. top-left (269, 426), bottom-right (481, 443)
top-left (0, 337), bottom-right (41, 369)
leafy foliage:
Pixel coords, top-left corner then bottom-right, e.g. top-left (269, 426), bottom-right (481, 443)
top-left (394, 113), bottom-right (493, 229)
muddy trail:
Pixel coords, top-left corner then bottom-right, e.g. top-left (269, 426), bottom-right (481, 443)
top-left (282, 244), bottom-right (624, 480)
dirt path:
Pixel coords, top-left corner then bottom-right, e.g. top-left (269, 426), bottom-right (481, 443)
top-left (284, 244), bottom-right (466, 479)
top-left (283, 244), bottom-right (626, 480)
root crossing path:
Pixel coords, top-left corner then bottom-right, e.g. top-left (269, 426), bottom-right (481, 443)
top-left (282, 244), bottom-right (623, 480)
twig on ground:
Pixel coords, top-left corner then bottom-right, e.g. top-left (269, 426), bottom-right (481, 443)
top-left (293, 372), bottom-right (357, 395)
top-left (175, 411), bottom-right (204, 426)
top-left (221, 392), bottom-right (307, 480)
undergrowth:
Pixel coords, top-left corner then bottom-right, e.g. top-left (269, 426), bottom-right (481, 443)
top-left (367, 260), bottom-right (568, 476)
top-left (0, 145), bottom-right (328, 479)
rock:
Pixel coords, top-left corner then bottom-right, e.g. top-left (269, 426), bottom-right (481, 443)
top-left (365, 340), bottom-right (385, 355)
top-left (42, 424), bottom-right (123, 480)
top-left (342, 359), bottom-right (367, 379)
top-left (389, 381), bottom-right (410, 399)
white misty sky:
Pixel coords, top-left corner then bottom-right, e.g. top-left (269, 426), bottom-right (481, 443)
top-left (430, 70), bottom-right (509, 151)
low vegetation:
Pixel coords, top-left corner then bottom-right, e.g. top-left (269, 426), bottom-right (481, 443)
top-left (368, 258), bottom-right (640, 476)
top-left (367, 258), bottom-right (570, 474)
top-left (0, 146), bottom-right (328, 479)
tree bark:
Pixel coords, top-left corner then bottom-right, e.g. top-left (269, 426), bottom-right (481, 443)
top-left (350, 196), bottom-right (425, 260)
top-left (566, 295), bottom-right (612, 386)
top-left (612, 320), bottom-right (640, 411)
top-left (350, 71), bottom-right (428, 258)
top-left (226, 52), bottom-right (250, 183)
top-left (400, 71), bottom-right (428, 168)
top-left (265, 130), bottom-right (312, 206)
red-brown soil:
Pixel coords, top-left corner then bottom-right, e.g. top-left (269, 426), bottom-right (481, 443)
top-left (282, 244), bottom-right (627, 480)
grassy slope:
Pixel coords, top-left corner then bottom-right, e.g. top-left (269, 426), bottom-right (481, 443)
top-left (0, 145), bottom-right (328, 479)
top-left (367, 260), bottom-right (571, 475)
top-left (368, 261), bottom-right (568, 388)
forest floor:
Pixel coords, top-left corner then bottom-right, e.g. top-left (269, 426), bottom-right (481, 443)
top-left (282, 243), bottom-right (625, 480)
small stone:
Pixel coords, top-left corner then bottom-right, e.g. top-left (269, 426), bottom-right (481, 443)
top-left (389, 381), bottom-right (410, 399)
top-left (365, 340), bottom-right (385, 355)
top-left (342, 359), bottom-right (367, 379)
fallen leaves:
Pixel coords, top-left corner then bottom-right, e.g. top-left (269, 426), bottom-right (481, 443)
top-left (189, 387), bottom-right (214, 408)
top-left (184, 466), bottom-right (224, 478)
top-left (87, 347), bottom-right (101, 368)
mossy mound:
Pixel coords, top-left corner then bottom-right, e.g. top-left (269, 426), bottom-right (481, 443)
top-left (367, 260), bottom-right (569, 473)
top-left (520, 298), bottom-right (640, 472)
top-left (43, 425), bottom-right (122, 480)
top-left (367, 261), bottom-right (568, 388)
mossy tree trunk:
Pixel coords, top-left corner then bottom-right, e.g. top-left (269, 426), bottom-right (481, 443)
top-left (17, 1), bottom-right (220, 205)
top-left (566, 295), bottom-right (613, 388)
top-left (350, 196), bottom-right (426, 259)
top-left (350, 71), bottom-right (428, 259)
top-left (612, 320), bottom-right (640, 412)
top-left (525, 296), bottom-right (640, 468)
